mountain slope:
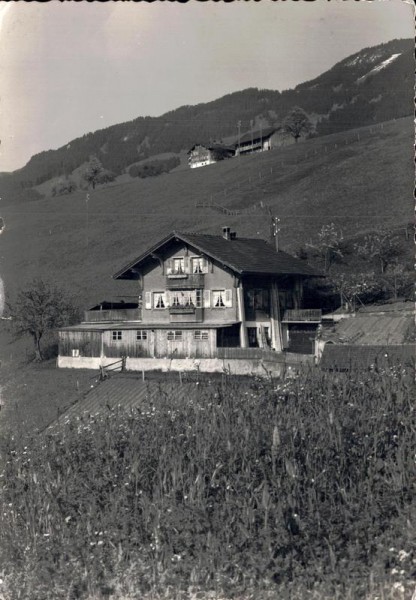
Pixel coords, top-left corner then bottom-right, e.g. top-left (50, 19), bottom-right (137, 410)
top-left (3, 38), bottom-right (413, 194)
top-left (0, 117), bottom-right (413, 308)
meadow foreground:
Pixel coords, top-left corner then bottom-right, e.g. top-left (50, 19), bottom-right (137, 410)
top-left (0, 366), bottom-right (415, 600)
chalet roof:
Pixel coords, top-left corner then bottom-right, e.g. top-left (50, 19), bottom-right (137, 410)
top-left (322, 314), bottom-right (414, 345)
top-left (114, 231), bottom-right (321, 279)
top-left (320, 344), bottom-right (415, 371)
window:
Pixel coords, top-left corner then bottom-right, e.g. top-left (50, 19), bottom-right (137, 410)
top-left (112, 331), bottom-right (123, 341)
top-left (72, 349), bottom-right (80, 357)
top-left (153, 292), bottom-right (167, 309)
top-left (194, 330), bottom-right (209, 340)
top-left (169, 290), bottom-right (197, 308)
top-left (191, 257), bottom-right (207, 274)
top-left (172, 257), bottom-right (185, 273)
top-left (167, 330), bottom-right (183, 341)
top-left (212, 289), bottom-right (232, 308)
top-left (136, 331), bottom-right (148, 341)
top-left (213, 290), bottom-right (225, 308)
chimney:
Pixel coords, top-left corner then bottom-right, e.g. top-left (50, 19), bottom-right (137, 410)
top-left (222, 226), bottom-right (231, 240)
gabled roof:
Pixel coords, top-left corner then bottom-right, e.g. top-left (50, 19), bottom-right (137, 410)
top-left (113, 231), bottom-right (321, 279)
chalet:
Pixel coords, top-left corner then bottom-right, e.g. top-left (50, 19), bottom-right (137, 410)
top-left (188, 144), bottom-right (235, 169)
top-left (58, 229), bottom-right (322, 375)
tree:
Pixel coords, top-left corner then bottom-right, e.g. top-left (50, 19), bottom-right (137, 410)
top-left (7, 279), bottom-right (78, 361)
top-left (381, 261), bottom-right (414, 300)
top-left (354, 230), bottom-right (400, 274)
top-left (282, 106), bottom-right (313, 143)
top-left (307, 223), bottom-right (343, 273)
top-left (83, 156), bottom-right (105, 190)
top-left (51, 177), bottom-right (77, 197)
top-left (330, 271), bottom-right (384, 311)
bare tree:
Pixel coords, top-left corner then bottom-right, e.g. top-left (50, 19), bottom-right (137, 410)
top-left (7, 279), bottom-right (78, 361)
top-left (354, 230), bottom-right (400, 274)
top-left (308, 223), bottom-right (343, 273)
top-left (282, 106), bottom-right (313, 143)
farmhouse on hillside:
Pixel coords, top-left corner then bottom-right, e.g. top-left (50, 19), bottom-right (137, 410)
top-left (188, 127), bottom-right (293, 169)
top-left (188, 144), bottom-right (235, 169)
top-left (58, 228), bottom-right (323, 375)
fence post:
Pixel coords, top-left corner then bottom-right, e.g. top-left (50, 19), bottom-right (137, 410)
top-left (179, 371), bottom-right (182, 385)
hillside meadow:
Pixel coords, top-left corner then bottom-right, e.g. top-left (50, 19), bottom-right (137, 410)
top-left (0, 117), bottom-right (413, 312)
top-left (0, 366), bottom-right (415, 600)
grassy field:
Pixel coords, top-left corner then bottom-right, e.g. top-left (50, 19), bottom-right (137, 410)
top-left (0, 366), bottom-right (414, 599)
top-left (0, 117), bottom-right (413, 309)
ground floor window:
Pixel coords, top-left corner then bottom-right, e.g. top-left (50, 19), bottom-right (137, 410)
top-left (167, 330), bottom-right (183, 341)
top-left (194, 330), bottom-right (209, 340)
top-left (112, 331), bottom-right (123, 341)
top-left (136, 331), bottom-right (148, 341)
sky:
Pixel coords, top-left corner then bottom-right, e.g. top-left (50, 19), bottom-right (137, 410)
top-left (0, 0), bottom-right (413, 172)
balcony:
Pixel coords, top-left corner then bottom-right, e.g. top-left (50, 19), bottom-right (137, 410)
top-left (166, 273), bottom-right (205, 289)
top-left (282, 309), bottom-right (322, 323)
top-left (84, 308), bottom-right (142, 323)
top-left (169, 305), bottom-right (203, 322)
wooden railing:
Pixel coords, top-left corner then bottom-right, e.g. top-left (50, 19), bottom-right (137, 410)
top-left (84, 308), bottom-right (142, 323)
top-left (166, 274), bottom-right (205, 289)
top-left (217, 347), bottom-right (278, 361)
top-left (282, 309), bottom-right (322, 323)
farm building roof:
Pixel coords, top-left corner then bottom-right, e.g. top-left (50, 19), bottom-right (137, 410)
top-left (114, 231), bottom-right (321, 279)
top-left (320, 344), bottom-right (415, 371)
top-left (59, 321), bottom-right (240, 332)
top-left (322, 314), bottom-right (414, 345)
top-left (46, 375), bottom-right (222, 432)
top-left (238, 126), bottom-right (277, 145)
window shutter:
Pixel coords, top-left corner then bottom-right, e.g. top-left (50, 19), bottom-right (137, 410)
top-left (145, 292), bottom-right (152, 309)
top-left (202, 257), bottom-right (208, 272)
top-left (203, 290), bottom-right (211, 308)
top-left (225, 289), bottom-right (233, 308)
top-left (165, 291), bottom-right (170, 307)
top-left (167, 259), bottom-right (173, 274)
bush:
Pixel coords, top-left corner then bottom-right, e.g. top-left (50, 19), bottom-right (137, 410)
top-left (51, 178), bottom-right (77, 197)
top-left (129, 156), bottom-right (180, 179)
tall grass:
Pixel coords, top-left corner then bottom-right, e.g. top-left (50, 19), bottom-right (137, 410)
top-left (0, 367), bottom-right (415, 599)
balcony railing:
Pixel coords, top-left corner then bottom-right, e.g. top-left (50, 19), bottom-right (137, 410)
top-left (282, 309), bottom-right (322, 323)
top-left (84, 308), bottom-right (142, 323)
top-left (169, 305), bottom-right (196, 314)
top-left (166, 273), bottom-right (205, 289)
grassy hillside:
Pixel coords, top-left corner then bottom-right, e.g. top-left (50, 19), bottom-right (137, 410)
top-left (2, 39), bottom-right (413, 190)
top-left (0, 117), bottom-right (413, 309)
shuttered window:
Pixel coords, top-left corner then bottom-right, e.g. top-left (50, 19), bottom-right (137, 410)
top-left (212, 290), bottom-right (232, 308)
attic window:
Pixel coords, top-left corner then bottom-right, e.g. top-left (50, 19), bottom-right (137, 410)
top-left (191, 257), bottom-right (208, 274)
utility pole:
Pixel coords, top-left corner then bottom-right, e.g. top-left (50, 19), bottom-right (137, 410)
top-left (237, 120), bottom-right (241, 157)
top-left (250, 119), bottom-right (254, 152)
top-left (270, 215), bottom-right (280, 252)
